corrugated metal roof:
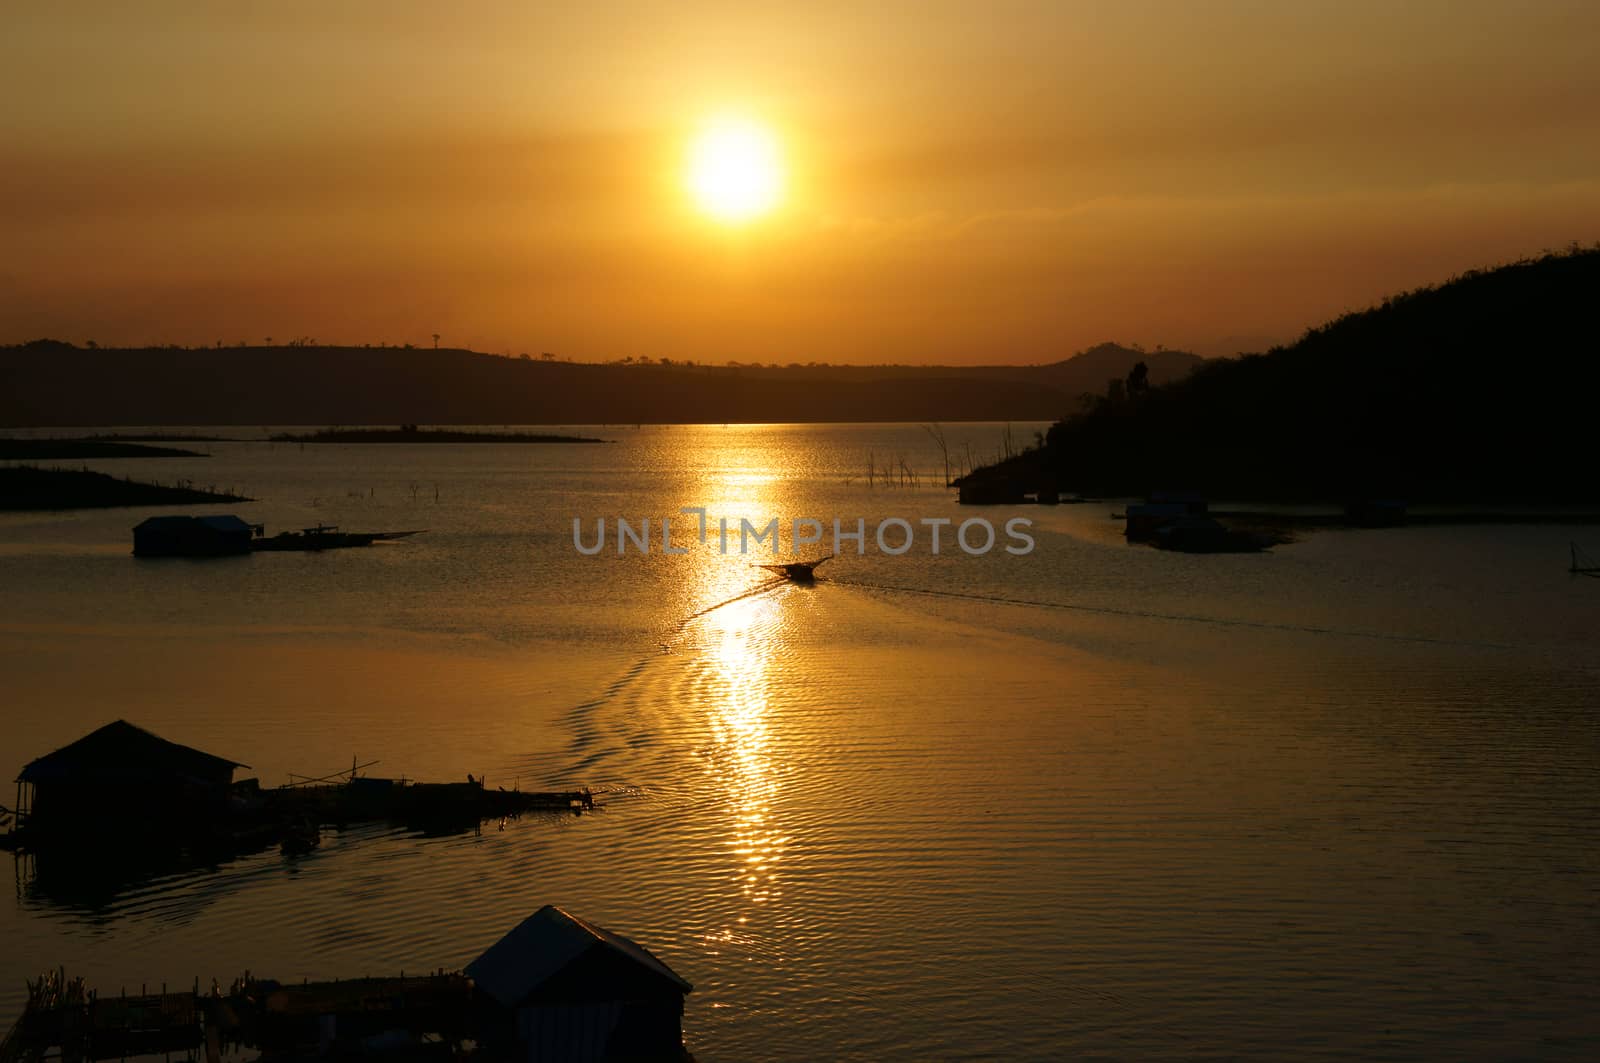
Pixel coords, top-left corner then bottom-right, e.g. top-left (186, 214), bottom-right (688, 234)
top-left (466, 906), bottom-right (692, 1007)
top-left (197, 515), bottom-right (253, 532)
top-left (134, 515), bottom-right (252, 533)
top-left (17, 720), bottom-right (249, 784)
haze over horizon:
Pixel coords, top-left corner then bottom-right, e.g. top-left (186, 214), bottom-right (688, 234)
top-left (5, 1), bottom-right (1598, 364)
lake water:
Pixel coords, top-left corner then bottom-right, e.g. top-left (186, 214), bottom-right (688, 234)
top-left (2, 423), bottom-right (1598, 1060)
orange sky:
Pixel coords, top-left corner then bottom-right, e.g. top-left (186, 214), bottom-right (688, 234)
top-left (4, 1), bottom-right (1598, 362)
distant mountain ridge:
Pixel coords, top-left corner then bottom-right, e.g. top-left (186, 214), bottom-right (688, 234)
top-left (0, 341), bottom-right (1200, 427)
top-left (1027, 343), bottom-right (1202, 398)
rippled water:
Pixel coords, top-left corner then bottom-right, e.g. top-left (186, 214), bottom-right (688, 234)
top-left (2, 424), bottom-right (1598, 1060)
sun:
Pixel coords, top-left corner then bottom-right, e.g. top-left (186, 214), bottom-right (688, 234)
top-left (686, 116), bottom-right (784, 223)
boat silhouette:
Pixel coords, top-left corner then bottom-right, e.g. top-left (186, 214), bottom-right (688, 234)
top-left (755, 555), bottom-right (833, 582)
top-left (250, 524), bottom-right (424, 552)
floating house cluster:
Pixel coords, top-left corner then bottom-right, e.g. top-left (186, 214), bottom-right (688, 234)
top-left (2, 724), bottom-right (682, 1061)
top-left (4, 722), bottom-right (594, 858)
top-left (0, 906), bottom-right (693, 1063)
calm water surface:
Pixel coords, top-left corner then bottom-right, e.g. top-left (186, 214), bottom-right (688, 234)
top-left (2, 424), bottom-right (1598, 1060)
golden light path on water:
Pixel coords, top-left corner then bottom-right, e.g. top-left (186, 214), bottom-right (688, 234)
top-left (684, 458), bottom-right (795, 959)
top-left (701, 596), bottom-right (786, 938)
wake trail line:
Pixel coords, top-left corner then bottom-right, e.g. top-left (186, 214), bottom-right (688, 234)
top-left (588, 574), bottom-right (792, 714)
top-left (547, 574), bottom-right (796, 777)
top-left (676, 575), bottom-right (790, 628)
top-left (828, 576), bottom-right (1522, 651)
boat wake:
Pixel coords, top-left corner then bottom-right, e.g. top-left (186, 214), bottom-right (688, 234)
top-left (827, 576), bottom-right (1521, 650)
top-left (503, 573), bottom-right (799, 789)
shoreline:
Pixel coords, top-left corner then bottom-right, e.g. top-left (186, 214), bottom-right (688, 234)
top-left (0, 466), bottom-right (251, 511)
top-left (268, 427), bottom-right (607, 444)
top-left (0, 440), bottom-right (209, 460)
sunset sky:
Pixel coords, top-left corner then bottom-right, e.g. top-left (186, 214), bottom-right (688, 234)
top-left (4, 1), bottom-right (1598, 363)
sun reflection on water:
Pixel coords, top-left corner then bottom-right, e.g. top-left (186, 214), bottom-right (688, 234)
top-left (697, 594), bottom-right (789, 921)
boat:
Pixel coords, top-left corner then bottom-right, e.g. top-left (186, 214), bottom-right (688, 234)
top-left (130, 517), bottom-right (423, 556)
top-left (1571, 542), bottom-right (1600, 577)
top-left (250, 525), bottom-right (424, 552)
top-left (1152, 516), bottom-right (1267, 554)
top-left (756, 555), bottom-right (833, 582)
top-left (278, 818), bottom-right (320, 856)
top-left (1123, 492), bottom-right (1209, 540)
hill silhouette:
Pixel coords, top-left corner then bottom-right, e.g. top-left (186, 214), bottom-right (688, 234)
top-left (0, 466), bottom-right (250, 511)
top-left (0, 439), bottom-right (207, 459)
top-left (961, 246), bottom-right (1600, 502)
top-left (0, 341), bottom-right (1197, 427)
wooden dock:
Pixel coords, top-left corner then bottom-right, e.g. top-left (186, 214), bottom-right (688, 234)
top-left (262, 778), bottom-right (595, 825)
top-left (1, 970), bottom-right (474, 1063)
top-left (3, 778), bottom-right (596, 857)
top-left (1, 971), bottom-right (203, 1063)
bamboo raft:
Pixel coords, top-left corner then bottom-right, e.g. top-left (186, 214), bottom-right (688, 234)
top-left (258, 775), bottom-right (596, 826)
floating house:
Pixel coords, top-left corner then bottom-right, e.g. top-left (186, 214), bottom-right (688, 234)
top-left (1123, 502), bottom-right (1188, 539)
top-left (1343, 498), bottom-right (1408, 527)
top-left (468, 905), bottom-right (694, 1062)
top-left (12, 720), bottom-right (247, 836)
top-left (133, 515), bottom-right (258, 557)
top-left (956, 477), bottom-right (1026, 505)
top-left (1125, 492), bottom-right (1209, 539)
top-left (1148, 490), bottom-right (1208, 514)
top-left (1152, 515), bottom-right (1266, 554)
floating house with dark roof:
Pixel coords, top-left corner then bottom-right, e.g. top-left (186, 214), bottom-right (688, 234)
top-left (133, 514), bottom-right (258, 557)
top-left (1124, 492), bottom-right (1210, 540)
top-left (11, 720), bottom-right (247, 836)
top-left (467, 905), bottom-right (693, 1062)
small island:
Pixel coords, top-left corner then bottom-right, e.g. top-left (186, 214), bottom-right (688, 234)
top-left (0, 466), bottom-right (252, 511)
top-left (0, 439), bottom-right (209, 460)
top-left (87, 432), bottom-right (239, 443)
top-left (269, 425), bottom-right (607, 444)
